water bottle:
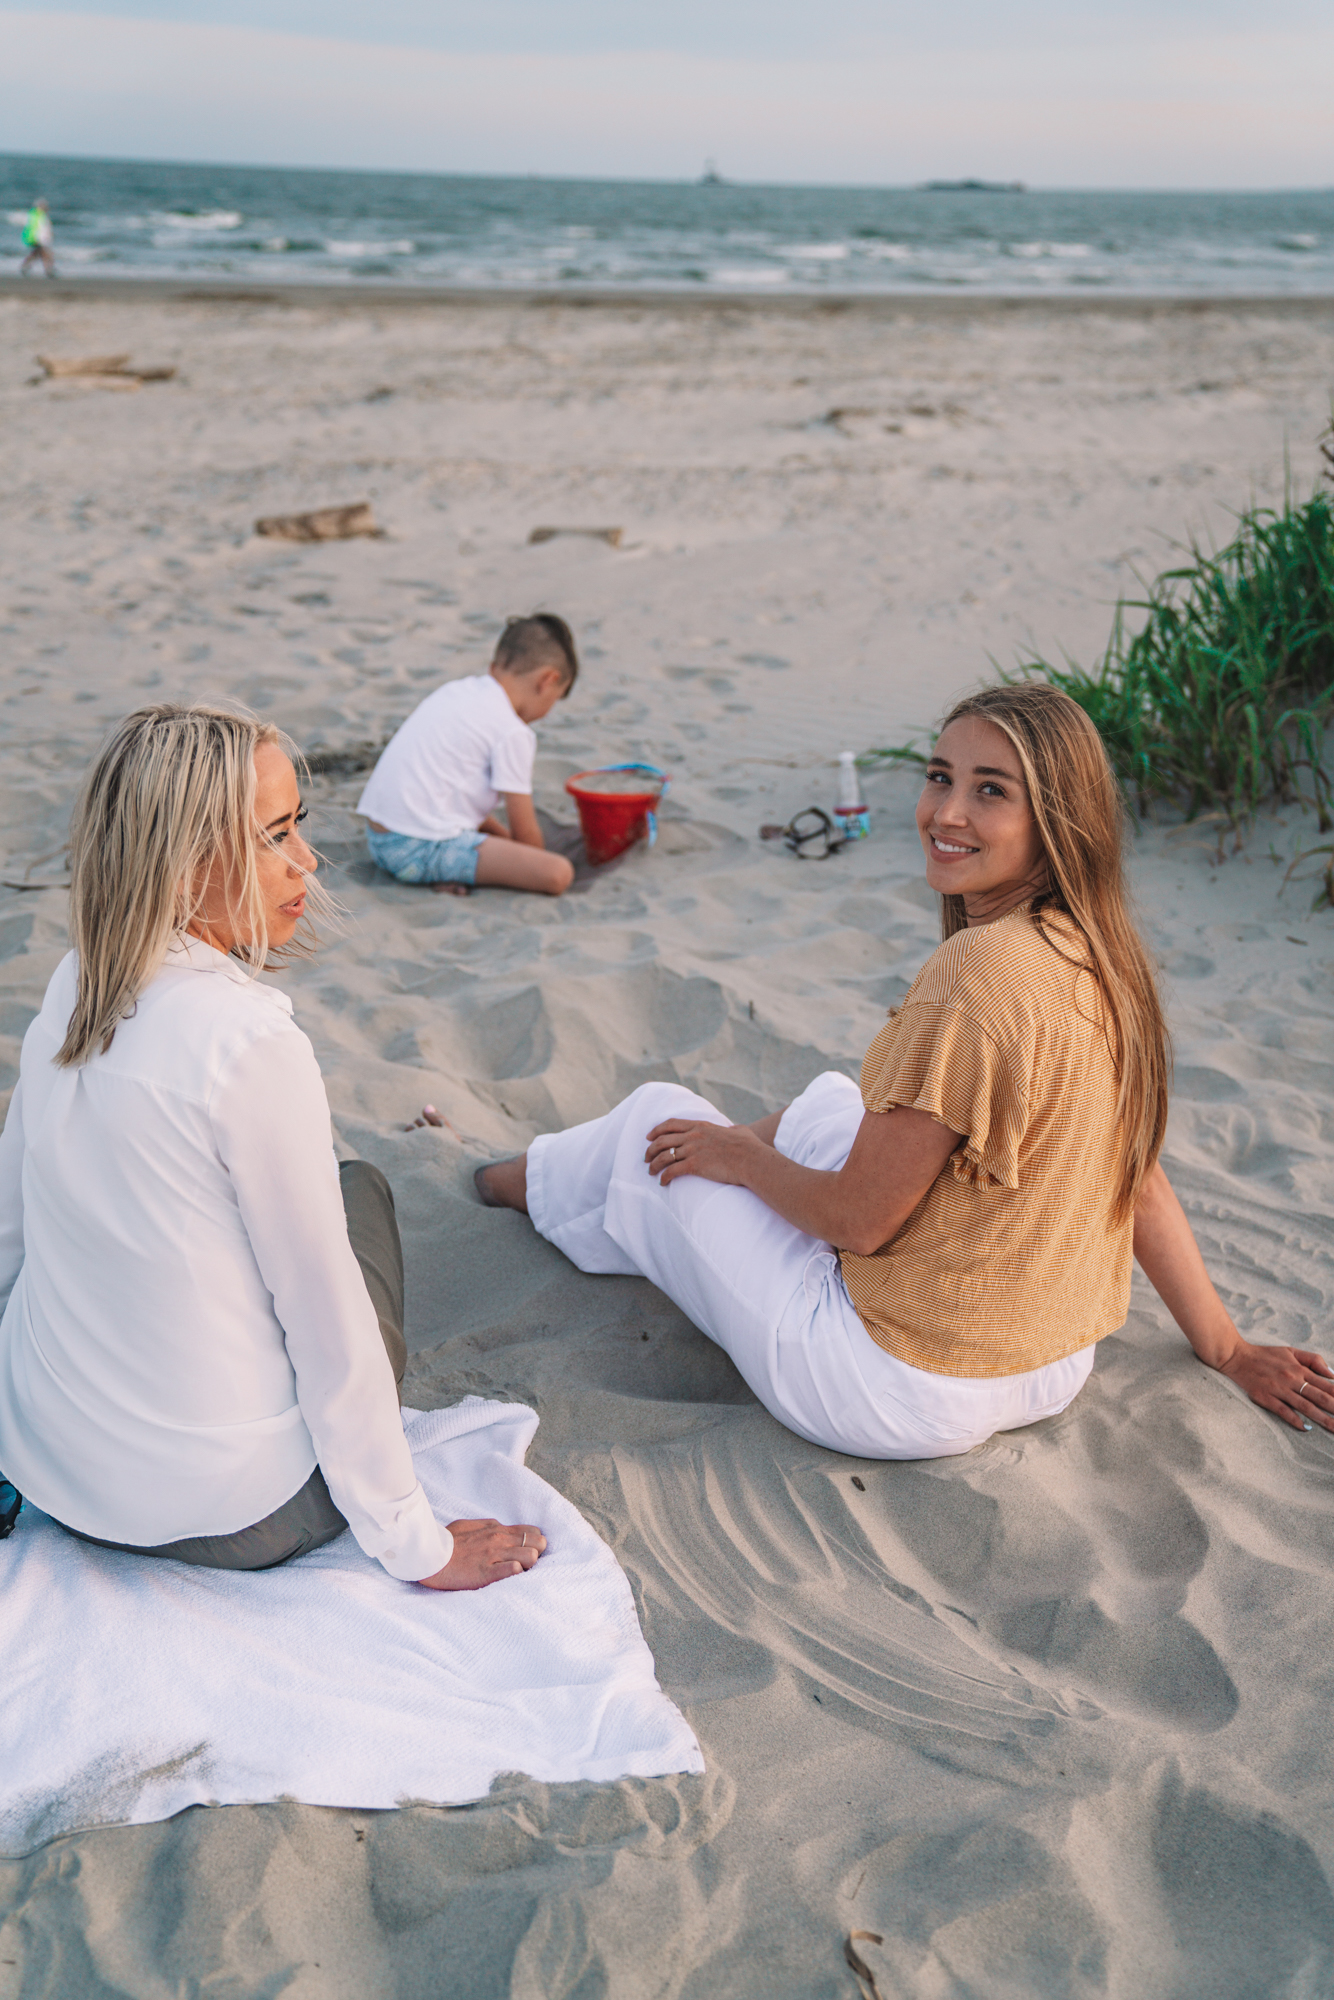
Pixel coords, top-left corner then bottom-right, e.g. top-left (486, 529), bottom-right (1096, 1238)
top-left (833, 751), bottom-right (870, 840)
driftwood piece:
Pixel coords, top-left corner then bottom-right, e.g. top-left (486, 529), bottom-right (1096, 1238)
top-left (59, 376), bottom-right (142, 393)
top-left (255, 503), bottom-right (382, 543)
top-left (1, 847), bottom-right (71, 891)
top-left (528, 525), bottom-right (624, 548)
top-left (36, 355), bottom-right (177, 384)
top-left (36, 354), bottom-right (131, 377)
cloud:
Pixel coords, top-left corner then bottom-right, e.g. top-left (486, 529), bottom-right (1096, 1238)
top-left (1, 8), bottom-right (1331, 185)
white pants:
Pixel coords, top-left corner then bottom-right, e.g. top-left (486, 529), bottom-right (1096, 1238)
top-left (527, 1071), bottom-right (1095, 1459)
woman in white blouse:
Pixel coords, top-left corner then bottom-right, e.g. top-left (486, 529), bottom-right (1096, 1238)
top-left (0, 704), bottom-right (544, 1588)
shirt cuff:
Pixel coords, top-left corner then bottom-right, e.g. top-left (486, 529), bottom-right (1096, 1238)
top-left (354, 1487), bottom-right (453, 1582)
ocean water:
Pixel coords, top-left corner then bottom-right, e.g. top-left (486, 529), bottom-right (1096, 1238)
top-left (2, 153), bottom-right (1332, 296)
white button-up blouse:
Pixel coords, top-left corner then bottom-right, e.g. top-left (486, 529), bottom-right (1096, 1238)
top-left (0, 937), bottom-right (451, 1582)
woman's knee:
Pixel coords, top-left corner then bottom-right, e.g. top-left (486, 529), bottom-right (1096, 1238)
top-left (621, 1080), bottom-right (724, 1127)
top-left (776, 1070), bottom-right (864, 1170)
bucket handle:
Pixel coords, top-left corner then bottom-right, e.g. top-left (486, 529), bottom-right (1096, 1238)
top-left (588, 763), bottom-right (670, 846)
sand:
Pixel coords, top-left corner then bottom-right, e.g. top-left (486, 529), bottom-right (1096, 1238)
top-left (2, 285), bottom-right (1334, 1997)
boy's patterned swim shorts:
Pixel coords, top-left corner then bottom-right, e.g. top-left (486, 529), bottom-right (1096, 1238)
top-left (365, 825), bottom-right (486, 886)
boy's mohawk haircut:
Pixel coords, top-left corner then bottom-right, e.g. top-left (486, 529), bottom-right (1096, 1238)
top-left (494, 614), bottom-right (579, 693)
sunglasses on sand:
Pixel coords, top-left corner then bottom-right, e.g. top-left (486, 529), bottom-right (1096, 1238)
top-left (0, 1480), bottom-right (21, 1541)
top-left (759, 808), bottom-right (850, 861)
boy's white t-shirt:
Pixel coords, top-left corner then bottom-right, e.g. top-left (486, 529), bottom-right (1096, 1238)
top-left (356, 675), bottom-right (537, 842)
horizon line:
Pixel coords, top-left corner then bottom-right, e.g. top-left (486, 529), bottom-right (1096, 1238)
top-left (1, 148), bottom-right (1331, 200)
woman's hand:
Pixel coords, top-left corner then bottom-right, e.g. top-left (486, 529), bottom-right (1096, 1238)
top-left (1216, 1342), bottom-right (1334, 1434)
top-left (1134, 1163), bottom-right (1334, 1434)
top-left (646, 1104), bottom-right (959, 1254)
top-left (416, 1518), bottom-right (547, 1591)
top-left (646, 1118), bottom-right (764, 1189)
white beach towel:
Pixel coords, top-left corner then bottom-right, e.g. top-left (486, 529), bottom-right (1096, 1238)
top-left (0, 1397), bottom-right (702, 1856)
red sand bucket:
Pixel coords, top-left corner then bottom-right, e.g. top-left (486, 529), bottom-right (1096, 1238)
top-left (565, 764), bottom-right (669, 866)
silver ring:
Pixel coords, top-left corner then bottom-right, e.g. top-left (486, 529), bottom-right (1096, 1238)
top-left (670, 1146), bottom-right (676, 1159)
top-left (1299, 1382), bottom-right (1309, 1398)
top-left (520, 1532), bottom-right (526, 1547)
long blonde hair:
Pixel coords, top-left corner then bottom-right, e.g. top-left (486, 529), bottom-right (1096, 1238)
top-left (937, 682), bottom-right (1170, 1222)
top-left (58, 703), bottom-right (325, 1068)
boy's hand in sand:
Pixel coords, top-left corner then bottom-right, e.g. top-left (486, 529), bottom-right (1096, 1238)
top-left (417, 1518), bottom-right (547, 1591)
top-left (1217, 1342), bottom-right (1334, 1433)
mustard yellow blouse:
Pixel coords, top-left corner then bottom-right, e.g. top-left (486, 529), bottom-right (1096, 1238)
top-left (839, 903), bottom-right (1133, 1379)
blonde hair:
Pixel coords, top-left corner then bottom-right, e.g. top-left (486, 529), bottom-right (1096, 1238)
top-left (937, 682), bottom-right (1170, 1223)
top-left (58, 703), bottom-right (327, 1068)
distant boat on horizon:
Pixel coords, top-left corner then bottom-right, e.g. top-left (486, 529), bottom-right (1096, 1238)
top-left (921, 179), bottom-right (1026, 194)
top-left (699, 159), bottom-right (726, 186)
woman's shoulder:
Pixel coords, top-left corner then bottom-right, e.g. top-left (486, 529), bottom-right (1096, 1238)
top-left (65, 942), bottom-right (302, 1094)
top-left (26, 951), bottom-right (79, 1053)
top-left (149, 946), bottom-right (298, 1050)
top-left (40, 949), bottom-right (78, 1013)
top-left (903, 906), bottom-right (1088, 1023)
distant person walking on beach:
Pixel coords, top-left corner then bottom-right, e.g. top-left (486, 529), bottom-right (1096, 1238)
top-left (475, 682), bottom-right (1334, 1457)
top-left (357, 614), bottom-right (578, 898)
top-left (19, 199), bottom-right (54, 277)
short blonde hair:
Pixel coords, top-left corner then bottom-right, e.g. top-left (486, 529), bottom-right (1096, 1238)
top-left (58, 703), bottom-right (324, 1068)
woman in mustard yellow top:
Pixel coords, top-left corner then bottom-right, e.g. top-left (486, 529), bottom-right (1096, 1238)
top-left (477, 683), bottom-right (1333, 1455)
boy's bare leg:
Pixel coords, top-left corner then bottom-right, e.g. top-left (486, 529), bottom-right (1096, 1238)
top-left (475, 1155), bottom-right (529, 1212)
top-left (474, 837), bottom-right (573, 897)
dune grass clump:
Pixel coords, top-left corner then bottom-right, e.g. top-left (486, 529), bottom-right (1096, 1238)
top-left (1016, 491), bottom-right (1334, 836)
top-left (862, 483), bottom-right (1334, 902)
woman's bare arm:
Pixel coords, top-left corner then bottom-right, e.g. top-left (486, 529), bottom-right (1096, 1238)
top-left (1133, 1161), bottom-right (1334, 1431)
top-left (645, 1106), bottom-right (960, 1255)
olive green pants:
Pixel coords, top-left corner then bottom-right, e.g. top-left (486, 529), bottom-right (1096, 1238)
top-left (64, 1160), bottom-right (407, 1572)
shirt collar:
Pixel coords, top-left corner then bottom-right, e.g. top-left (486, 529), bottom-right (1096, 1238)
top-left (164, 933), bottom-right (254, 983)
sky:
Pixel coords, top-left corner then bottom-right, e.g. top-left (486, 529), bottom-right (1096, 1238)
top-left (0, 0), bottom-right (1330, 187)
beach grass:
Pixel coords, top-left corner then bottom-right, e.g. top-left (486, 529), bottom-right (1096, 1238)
top-left (1018, 491), bottom-right (1334, 835)
top-left (862, 479), bottom-right (1334, 899)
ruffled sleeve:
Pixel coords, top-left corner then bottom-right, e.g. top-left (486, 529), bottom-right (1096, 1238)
top-left (859, 1003), bottom-right (1027, 1191)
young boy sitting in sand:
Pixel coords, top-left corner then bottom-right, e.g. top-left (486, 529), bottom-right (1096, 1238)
top-left (357, 614), bottom-right (578, 896)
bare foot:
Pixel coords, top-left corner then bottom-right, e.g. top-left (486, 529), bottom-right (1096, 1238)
top-left (475, 1155), bottom-right (529, 1212)
top-left (431, 881), bottom-right (471, 897)
top-left (405, 1103), bottom-right (459, 1135)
